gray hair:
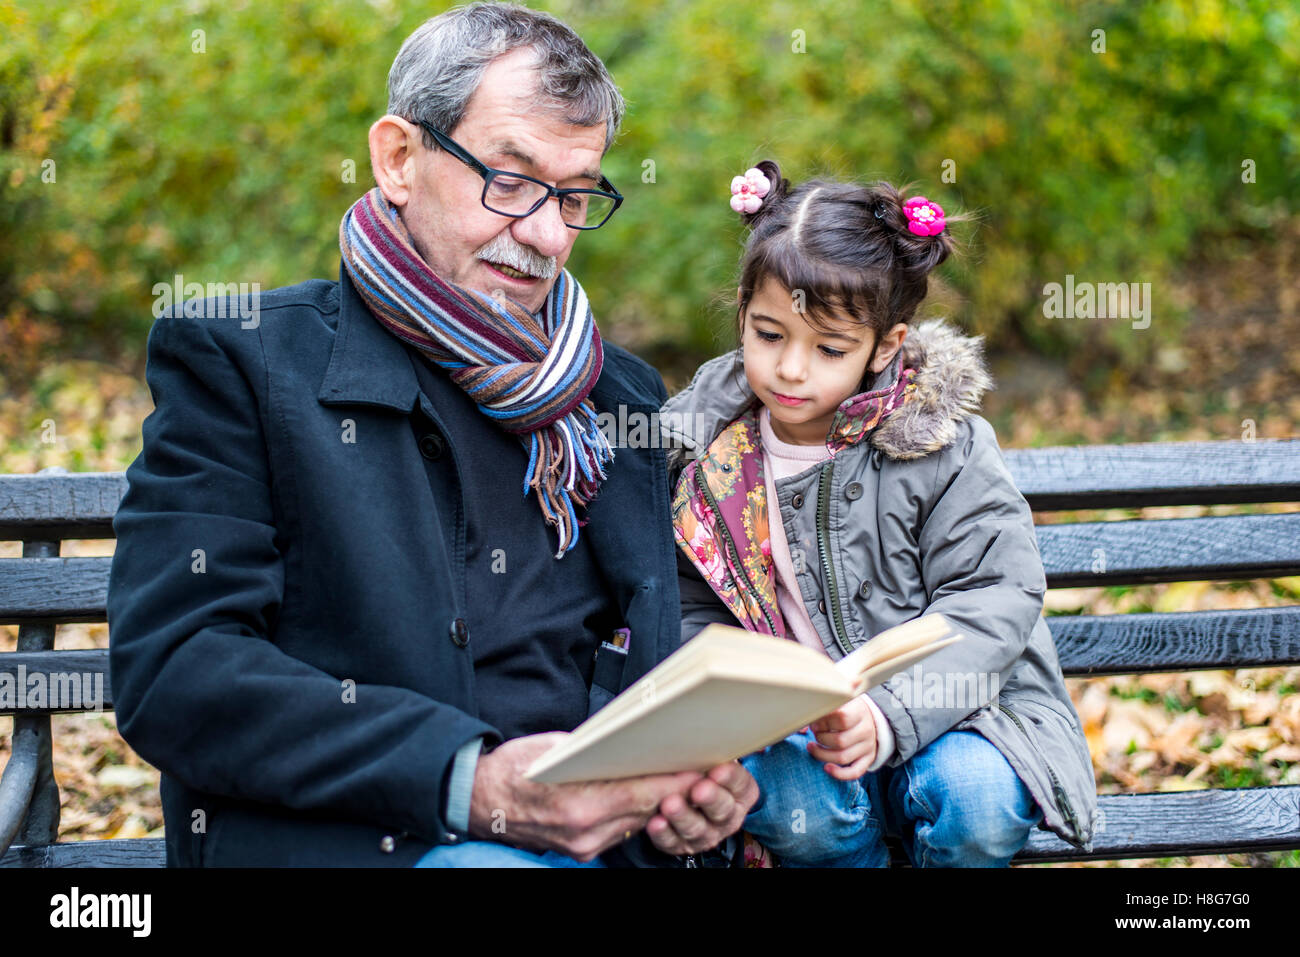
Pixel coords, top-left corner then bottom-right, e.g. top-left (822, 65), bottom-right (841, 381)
top-left (386, 2), bottom-right (625, 154)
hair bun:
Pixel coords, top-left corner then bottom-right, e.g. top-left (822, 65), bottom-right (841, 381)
top-left (738, 159), bottom-right (790, 229)
top-left (868, 183), bottom-right (954, 277)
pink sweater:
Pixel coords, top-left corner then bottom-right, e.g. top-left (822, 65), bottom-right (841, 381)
top-left (758, 406), bottom-right (895, 773)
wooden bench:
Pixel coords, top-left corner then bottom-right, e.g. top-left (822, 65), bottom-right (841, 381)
top-left (1006, 438), bottom-right (1300, 863)
top-left (2, 439), bottom-right (1299, 867)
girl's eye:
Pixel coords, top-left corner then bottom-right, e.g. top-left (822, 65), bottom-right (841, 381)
top-left (754, 330), bottom-right (781, 343)
top-left (820, 346), bottom-right (846, 359)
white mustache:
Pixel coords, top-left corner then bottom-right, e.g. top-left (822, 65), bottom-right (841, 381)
top-left (475, 236), bottom-right (557, 280)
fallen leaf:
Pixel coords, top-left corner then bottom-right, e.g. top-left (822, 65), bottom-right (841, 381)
top-left (1224, 726), bottom-right (1279, 754)
top-left (103, 814), bottom-right (150, 841)
top-left (1149, 712), bottom-right (1203, 765)
top-left (1188, 671), bottom-right (1235, 698)
top-left (1198, 692), bottom-right (1230, 720)
top-left (1261, 743), bottom-right (1300, 764)
top-left (96, 765), bottom-right (156, 791)
top-left (1242, 690), bottom-right (1281, 727)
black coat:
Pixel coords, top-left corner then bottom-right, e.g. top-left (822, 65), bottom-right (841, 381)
top-left (107, 263), bottom-right (683, 866)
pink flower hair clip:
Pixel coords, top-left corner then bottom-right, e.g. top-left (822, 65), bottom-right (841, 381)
top-left (730, 167), bottom-right (771, 214)
top-left (903, 196), bottom-right (945, 236)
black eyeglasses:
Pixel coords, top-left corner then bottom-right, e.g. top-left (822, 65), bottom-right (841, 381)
top-left (415, 121), bottom-right (623, 230)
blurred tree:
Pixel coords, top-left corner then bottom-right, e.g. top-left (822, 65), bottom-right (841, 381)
top-left (0, 0), bottom-right (1295, 381)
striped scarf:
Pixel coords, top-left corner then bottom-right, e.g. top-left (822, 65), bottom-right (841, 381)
top-left (339, 187), bottom-right (614, 559)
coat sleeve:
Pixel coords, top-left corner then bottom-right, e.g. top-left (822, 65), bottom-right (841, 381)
top-left (865, 416), bottom-right (1047, 767)
top-left (107, 311), bottom-right (501, 846)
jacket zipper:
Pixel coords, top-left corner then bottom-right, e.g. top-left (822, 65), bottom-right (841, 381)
top-left (997, 702), bottom-right (1082, 843)
top-left (698, 471), bottom-right (779, 636)
top-left (815, 460), bottom-right (853, 657)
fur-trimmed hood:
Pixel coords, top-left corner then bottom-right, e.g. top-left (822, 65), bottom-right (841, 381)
top-left (660, 318), bottom-right (994, 470)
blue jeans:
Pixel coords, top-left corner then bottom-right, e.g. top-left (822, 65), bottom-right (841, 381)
top-left (414, 842), bottom-right (608, 868)
top-left (741, 727), bottom-right (1042, 867)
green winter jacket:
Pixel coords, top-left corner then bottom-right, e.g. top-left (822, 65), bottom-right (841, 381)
top-left (660, 319), bottom-right (1097, 851)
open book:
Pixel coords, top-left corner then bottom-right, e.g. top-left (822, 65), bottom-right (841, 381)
top-left (524, 614), bottom-right (963, 784)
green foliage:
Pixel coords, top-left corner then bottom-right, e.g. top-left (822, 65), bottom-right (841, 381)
top-left (1, 0), bottom-right (1297, 373)
top-left (1214, 760), bottom-right (1278, 789)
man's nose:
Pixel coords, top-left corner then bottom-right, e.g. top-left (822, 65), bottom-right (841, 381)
top-left (510, 194), bottom-right (571, 258)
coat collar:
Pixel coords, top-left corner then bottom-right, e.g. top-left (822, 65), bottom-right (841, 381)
top-left (661, 318), bottom-right (994, 467)
top-left (318, 260), bottom-right (649, 415)
top-left (317, 260), bottom-right (422, 413)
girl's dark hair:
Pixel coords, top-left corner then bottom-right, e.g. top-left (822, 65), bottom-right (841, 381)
top-left (734, 160), bottom-right (963, 379)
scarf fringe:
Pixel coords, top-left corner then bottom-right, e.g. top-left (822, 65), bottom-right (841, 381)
top-left (527, 414), bottom-right (616, 557)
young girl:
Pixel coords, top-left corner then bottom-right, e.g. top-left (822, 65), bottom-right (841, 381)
top-left (661, 162), bottom-right (1097, 867)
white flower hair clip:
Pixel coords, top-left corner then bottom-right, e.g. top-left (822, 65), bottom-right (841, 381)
top-left (729, 167), bottom-right (771, 214)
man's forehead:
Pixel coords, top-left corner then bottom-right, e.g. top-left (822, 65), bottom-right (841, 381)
top-left (480, 134), bottom-right (603, 183)
top-left (455, 51), bottom-right (607, 182)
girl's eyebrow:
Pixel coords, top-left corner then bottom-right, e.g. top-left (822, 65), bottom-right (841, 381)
top-left (750, 311), bottom-right (862, 344)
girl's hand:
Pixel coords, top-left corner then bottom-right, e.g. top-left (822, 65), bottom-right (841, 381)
top-left (807, 694), bottom-right (877, 780)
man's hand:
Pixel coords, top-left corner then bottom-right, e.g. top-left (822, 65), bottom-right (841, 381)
top-left (644, 759), bottom-right (758, 857)
top-left (807, 693), bottom-right (877, 780)
top-left (467, 732), bottom-right (709, 862)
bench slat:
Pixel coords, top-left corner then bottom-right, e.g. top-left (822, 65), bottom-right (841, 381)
top-left (1015, 786), bottom-right (1300, 862)
top-left (1037, 513), bottom-right (1300, 587)
top-left (1, 444), bottom-right (1297, 541)
top-left (0, 473), bottom-right (127, 540)
top-left (4, 787), bottom-right (1297, 867)
top-left (0, 837), bottom-right (166, 867)
top-left (5, 516), bottom-right (1297, 624)
top-left (1051, 606), bottom-right (1300, 675)
top-left (0, 649), bottom-right (113, 715)
top-left (1005, 439), bottom-right (1300, 509)
top-left (3, 609), bottom-right (1298, 715)
top-left (0, 557), bottom-right (113, 623)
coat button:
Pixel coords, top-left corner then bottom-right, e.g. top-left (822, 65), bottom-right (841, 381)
top-left (858, 580), bottom-right (872, 599)
top-left (845, 482), bottom-right (864, 500)
top-left (449, 618), bottom-right (470, 647)
top-left (419, 432), bottom-right (444, 460)
top-left (791, 493), bottom-right (804, 509)
top-left (379, 835), bottom-right (396, 853)
top-left (818, 599), bottom-right (826, 615)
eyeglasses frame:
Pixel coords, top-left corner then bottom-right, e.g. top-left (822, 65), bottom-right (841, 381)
top-left (414, 120), bottom-right (624, 230)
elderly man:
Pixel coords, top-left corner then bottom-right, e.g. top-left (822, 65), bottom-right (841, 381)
top-left (107, 2), bottom-right (756, 867)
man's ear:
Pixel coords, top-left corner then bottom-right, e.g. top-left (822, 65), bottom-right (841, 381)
top-left (369, 115), bottom-right (421, 207)
top-left (869, 323), bottom-right (909, 372)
